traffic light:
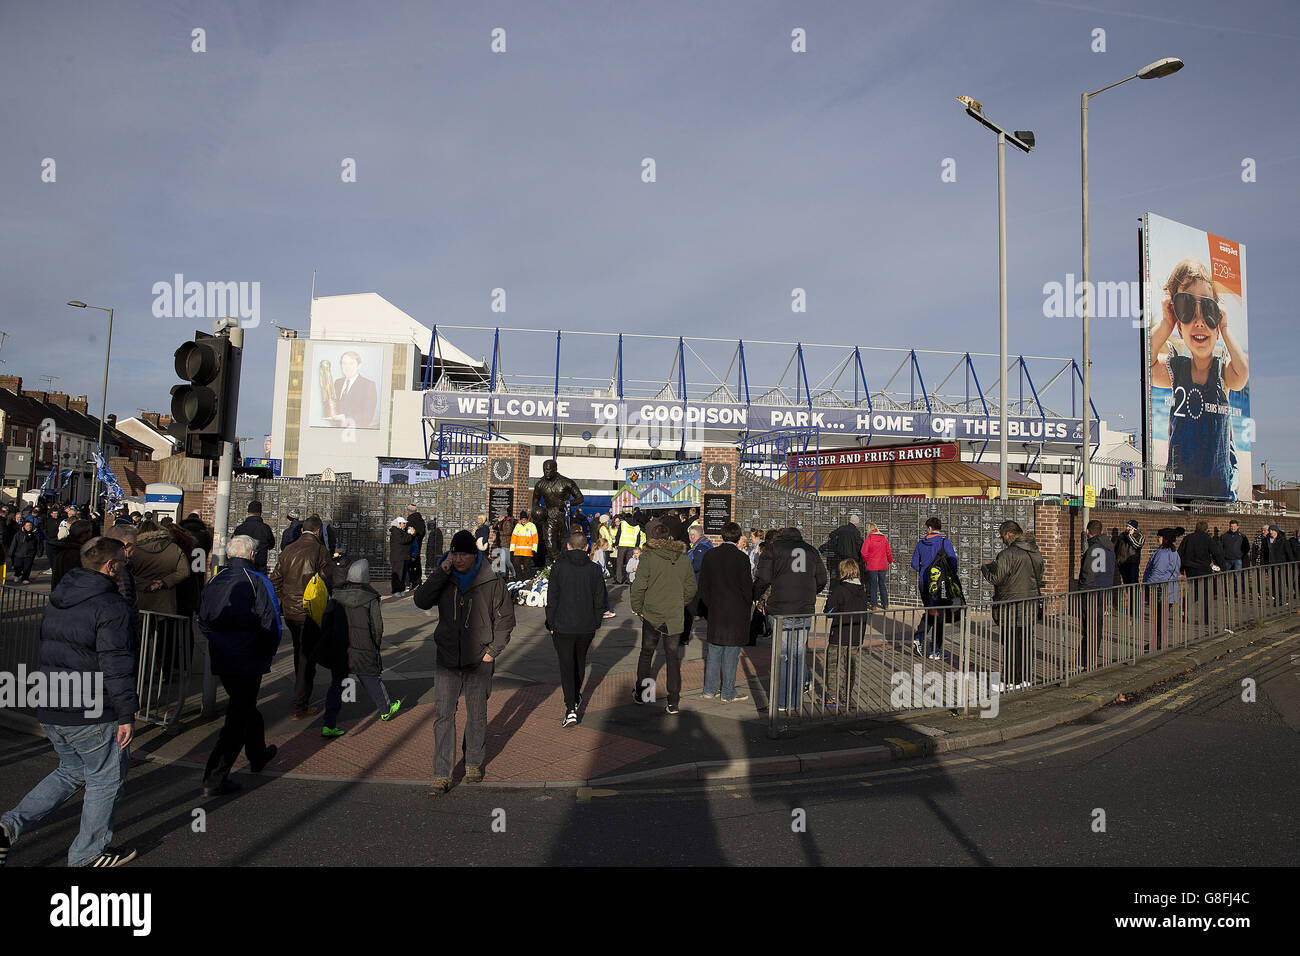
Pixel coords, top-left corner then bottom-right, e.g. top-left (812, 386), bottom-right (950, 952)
top-left (171, 331), bottom-right (241, 460)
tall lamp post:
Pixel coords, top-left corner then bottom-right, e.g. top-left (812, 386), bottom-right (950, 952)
top-left (66, 300), bottom-right (115, 514)
top-left (1080, 56), bottom-right (1183, 531)
top-left (959, 98), bottom-right (1034, 501)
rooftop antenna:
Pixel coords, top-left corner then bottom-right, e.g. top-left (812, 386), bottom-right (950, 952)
top-left (0, 331), bottom-right (9, 355)
top-left (40, 374), bottom-right (61, 388)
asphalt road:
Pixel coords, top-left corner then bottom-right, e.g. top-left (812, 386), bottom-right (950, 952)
top-left (1, 632), bottom-right (1295, 866)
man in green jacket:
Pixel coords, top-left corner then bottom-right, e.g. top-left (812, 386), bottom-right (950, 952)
top-left (630, 520), bottom-right (696, 714)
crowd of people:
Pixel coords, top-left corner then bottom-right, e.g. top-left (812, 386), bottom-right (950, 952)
top-left (3, 490), bottom-right (1298, 867)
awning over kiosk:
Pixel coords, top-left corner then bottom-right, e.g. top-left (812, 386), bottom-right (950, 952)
top-left (782, 458), bottom-right (1041, 499)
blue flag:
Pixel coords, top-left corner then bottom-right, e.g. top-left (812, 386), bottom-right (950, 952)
top-left (92, 448), bottom-right (126, 511)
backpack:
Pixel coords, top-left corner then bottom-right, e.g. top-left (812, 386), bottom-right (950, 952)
top-left (921, 543), bottom-right (964, 610)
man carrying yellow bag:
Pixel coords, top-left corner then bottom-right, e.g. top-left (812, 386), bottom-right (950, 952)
top-left (271, 514), bottom-right (335, 719)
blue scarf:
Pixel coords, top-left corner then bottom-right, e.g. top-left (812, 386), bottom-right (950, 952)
top-left (450, 551), bottom-right (483, 593)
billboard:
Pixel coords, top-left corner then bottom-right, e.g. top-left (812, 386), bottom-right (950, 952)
top-left (1142, 214), bottom-right (1250, 501)
top-left (306, 342), bottom-right (389, 431)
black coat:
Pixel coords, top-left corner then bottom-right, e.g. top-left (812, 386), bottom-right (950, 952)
top-left (316, 582), bottom-right (384, 676)
top-left (830, 523), bottom-right (865, 561)
top-left (47, 537), bottom-right (85, 589)
top-left (824, 579), bottom-right (870, 646)
top-left (1179, 531), bottom-right (1223, 576)
top-left (406, 511), bottom-right (427, 543)
top-left (389, 527), bottom-right (413, 566)
top-left (232, 515), bottom-right (276, 571)
top-left (696, 543), bottom-right (753, 646)
top-left (1078, 535), bottom-right (1117, 590)
top-left (280, 520), bottom-right (303, 551)
top-left (9, 527), bottom-right (39, 563)
top-left (753, 529), bottom-right (828, 615)
top-left (197, 557), bottom-right (282, 677)
top-left (37, 568), bottom-right (137, 726)
top-left (1218, 530), bottom-right (1248, 563)
top-left (545, 549), bottom-right (607, 634)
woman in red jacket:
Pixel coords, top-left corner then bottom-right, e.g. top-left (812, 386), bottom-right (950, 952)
top-left (860, 523), bottom-right (894, 610)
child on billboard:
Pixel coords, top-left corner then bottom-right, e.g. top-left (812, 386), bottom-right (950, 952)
top-left (1149, 257), bottom-right (1249, 500)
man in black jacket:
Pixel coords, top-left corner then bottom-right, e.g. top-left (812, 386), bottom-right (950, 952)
top-left (232, 500), bottom-right (276, 573)
top-left (1179, 520), bottom-right (1224, 627)
top-left (1078, 520), bottom-right (1116, 669)
top-left (828, 514), bottom-right (865, 584)
top-left (545, 530), bottom-right (608, 727)
top-left (1114, 520), bottom-right (1144, 584)
top-left (0, 537), bottom-right (138, 868)
top-left (754, 526), bottom-right (828, 712)
top-left (697, 522), bottom-right (754, 704)
top-left (197, 534), bottom-right (282, 796)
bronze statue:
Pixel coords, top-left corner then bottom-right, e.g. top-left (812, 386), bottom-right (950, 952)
top-left (532, 458), bottom-right (584, 566)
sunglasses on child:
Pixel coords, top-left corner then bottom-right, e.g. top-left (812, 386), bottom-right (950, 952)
top-left (1172, 291), bottom-right (1221, 330)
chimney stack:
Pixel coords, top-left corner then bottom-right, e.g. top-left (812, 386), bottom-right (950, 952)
top-left (0, 374), bottom-right (21, 393)
top-left (21, 390), bottom-right (50, 404)
top-left (106, 413), bottom-right (118, 428)
top-left (159, 414), bottom-right (174, 430)
top-left (48, 391), bottom-right (70, 410)
top-left (69, 395), bottom-right (89, 416)
top-left (142, 412), bottom-right (161, 429)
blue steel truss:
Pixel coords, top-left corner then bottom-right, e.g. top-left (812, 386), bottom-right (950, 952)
top-left (738, 426), bottom-right (820, 492)
top-left (434, 423), bottom-right (503, 477)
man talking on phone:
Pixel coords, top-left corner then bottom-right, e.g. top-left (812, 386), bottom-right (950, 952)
top-left (413, 530), bottom-right (515, 795)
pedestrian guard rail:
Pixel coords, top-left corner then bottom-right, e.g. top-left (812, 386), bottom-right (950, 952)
top-left (768, 561), bottom-right (1300, 736)
top-left (0, 584), bottom-right (199, 733)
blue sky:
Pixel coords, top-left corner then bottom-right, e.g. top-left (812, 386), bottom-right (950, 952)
top-left (2, 0), bottom-right (1297, 477)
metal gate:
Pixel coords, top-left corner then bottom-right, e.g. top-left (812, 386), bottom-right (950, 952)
top-left (738, 426), bottom-right (820, 491)
top-left (433, 423), bottom-right (500, 477)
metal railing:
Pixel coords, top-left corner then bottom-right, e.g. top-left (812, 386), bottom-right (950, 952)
top-left (0, 584), bottom-right (199, 732)
top-left (768, 561), bottom-right (1300, 736)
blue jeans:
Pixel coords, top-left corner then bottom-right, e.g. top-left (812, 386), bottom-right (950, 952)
top-left (867, 570), bottom-right (889, 608)
top-left (703, 643), bottom-right (743, 699)
top-left (1225, 559), bottom-right (1242, 571)
top-left (2, 721), bottom-right (130, 866)
top-left (771, 615), bottom-right (811, 709)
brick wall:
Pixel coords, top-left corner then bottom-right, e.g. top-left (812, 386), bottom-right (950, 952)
top-left (701, 445), bottom-right (741, 544)
top-left (486, 442), bottom-right (531, 522)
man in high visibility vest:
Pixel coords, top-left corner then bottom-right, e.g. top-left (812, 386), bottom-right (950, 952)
top-left (511, 510), bottom-right (539, 580)
top-left (613, 513), bottom-right (645, 585)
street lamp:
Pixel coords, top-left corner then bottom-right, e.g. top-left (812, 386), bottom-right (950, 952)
top-left (1080, 57), bottom-right (1183, 531)
top-left (959, 98), bottom-right (1034, 501)
top-left (67, 299), bottom-right (115, 513)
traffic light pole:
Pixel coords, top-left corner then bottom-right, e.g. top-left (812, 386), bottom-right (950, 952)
top-left (210, 324), bottom-right (242, 571)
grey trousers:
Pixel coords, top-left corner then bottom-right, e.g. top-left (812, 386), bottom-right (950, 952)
top-left (433, 662), bottom-right (493, 778)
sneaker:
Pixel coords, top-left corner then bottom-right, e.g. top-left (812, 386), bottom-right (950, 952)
top-left (913, 638), bottom-right (923, 652)
top-left (321, 726), bottom-right (345, 738)
top-left (291, 706), bottom-right (320, 720)
top-left (380, 699), bottom-right (403, 721)
top-left (665, 702), bottom-right (680, 715)
top-left (87, 846), bottom-right (137, 867)
top-left (824, 698), bottom-right (840, 709)
top-left (722, 693), bottom-right (750, 704)
top-left (562, 710), bottom-right (578, 728)
top-left (602, 611), bottom-right (616, 618)
top-left (928, 651), bottom-right (942, 661)
top-left (464, 766), bottom-right (484, 784)
top-left (699, 692), bottom-right (720, 700)
top-left (248, 744), bottom-right (278, 774)
top-left (202, 777), bottom-right (242, 797)
top-left (0, 822), bottom-right (11, 867)
top-left (428, 777), bottom-right (453, 796)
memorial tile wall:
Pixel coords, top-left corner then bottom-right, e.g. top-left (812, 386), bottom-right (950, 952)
top-left (734, 470), bottom-right (1036, 604)
top-left (228, 465), bottom-right (488, 576)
